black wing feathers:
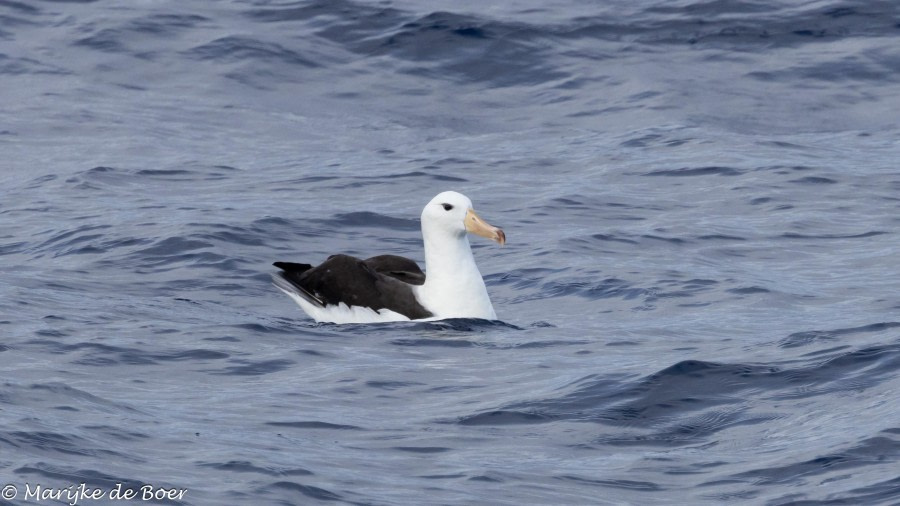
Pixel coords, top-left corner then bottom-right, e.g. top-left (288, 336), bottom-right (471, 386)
top-left (272, 254), bottom-right (432, 319)
top-left (364, 255), bottom-right (426, 285)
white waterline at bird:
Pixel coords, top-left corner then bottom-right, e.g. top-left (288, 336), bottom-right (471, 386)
top-left (272, 191), bottom-right (506, 324)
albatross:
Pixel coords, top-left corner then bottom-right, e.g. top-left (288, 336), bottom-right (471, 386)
top-left (272, 191), bottom-right (506, 324)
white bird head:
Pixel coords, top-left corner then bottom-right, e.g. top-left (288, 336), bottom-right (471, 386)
top-left (421, 191), bottom-right (505, 245)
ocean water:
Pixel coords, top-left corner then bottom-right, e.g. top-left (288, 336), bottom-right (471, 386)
top-left (1, 0), bottom-right (899, 504)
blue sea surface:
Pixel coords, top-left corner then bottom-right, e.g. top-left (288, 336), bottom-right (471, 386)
top-left (1, 0), bottom-right (899, 504)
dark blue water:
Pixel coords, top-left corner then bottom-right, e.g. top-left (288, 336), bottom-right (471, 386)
top-left (2, 0), bottom-right (899, 504)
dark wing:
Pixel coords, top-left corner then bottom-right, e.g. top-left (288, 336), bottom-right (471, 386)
top-left (272, 261), bottom-right (321, 306)
top-left (272, 254), bottom-right (433, 319)
top-left (273, 261), bottom-right (313, 273)
top-left (364, 255), bottom-right (426, 286)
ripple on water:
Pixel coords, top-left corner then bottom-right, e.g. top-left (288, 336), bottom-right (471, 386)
top-left (455, 338), bottom-right (900, 449)
top-left (3, 0), bottom-right (900, 504)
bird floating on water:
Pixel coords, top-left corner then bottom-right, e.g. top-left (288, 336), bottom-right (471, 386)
top-left (273, 191), bottom-right (506, 324)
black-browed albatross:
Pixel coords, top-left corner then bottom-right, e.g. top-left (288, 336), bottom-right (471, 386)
top-left (272, 191), bottom-right (506, 324)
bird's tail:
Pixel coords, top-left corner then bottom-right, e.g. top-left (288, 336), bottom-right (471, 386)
top-left (271, 262), bottom-right (324, 307)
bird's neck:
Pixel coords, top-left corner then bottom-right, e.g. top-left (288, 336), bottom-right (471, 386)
top-left (423, 230), bottom-right (477, 283)
top-left (418, 230), bottom-right (496, 319)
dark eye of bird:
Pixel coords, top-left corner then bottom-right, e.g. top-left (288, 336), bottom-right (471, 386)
top-left (442, 203), bottom-right (453, 211)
